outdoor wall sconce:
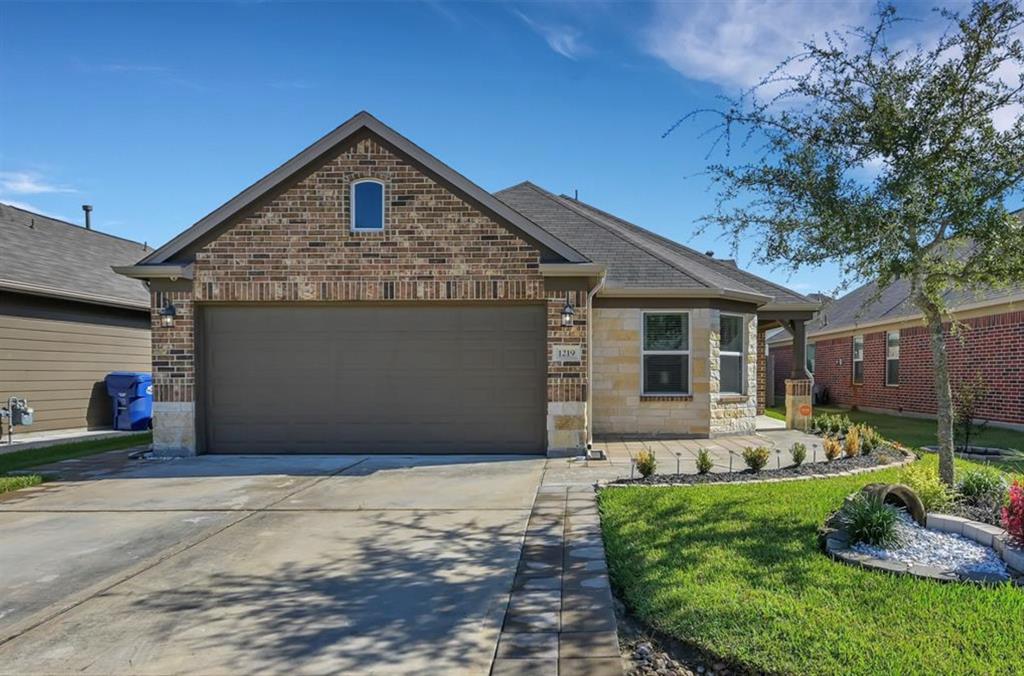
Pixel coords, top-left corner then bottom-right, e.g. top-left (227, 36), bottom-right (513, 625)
top-left (159, 301), bottom-right (177, 327)
top-left (561, 295), bottom-right (575, 327)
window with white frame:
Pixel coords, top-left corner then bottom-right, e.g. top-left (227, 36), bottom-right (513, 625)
top-left (719, 314), bottom-right (745, 394)
top-left (807, 343), bottom-right (816, 374)
top-left (852, 334), bottom-right (864, 384)
top-left (351, 179), bottom-right (385, 231)
top-left (885, 330), bottom-right (900, 385)
top-left (642, 312), bottom-right (690, 395)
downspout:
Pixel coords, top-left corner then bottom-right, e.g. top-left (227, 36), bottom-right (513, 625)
top-left (586, 272), bottom-right (607, 457)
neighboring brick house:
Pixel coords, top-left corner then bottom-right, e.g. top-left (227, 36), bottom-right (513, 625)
top-left (1, 203), bottom-right (151, 433)
top-left (768, 272), bottom-right (1024, 429)
top-left (116, 112), bottom-right (816, 456)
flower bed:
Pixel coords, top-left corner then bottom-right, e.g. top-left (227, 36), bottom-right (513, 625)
top-left (610, 446), bottom-right (911, 487)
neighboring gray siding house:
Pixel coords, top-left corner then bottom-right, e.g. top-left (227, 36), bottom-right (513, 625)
top-left (1, 203), bottom-right (152, 433)
top-left (116, 112), bottom-right (817, 456)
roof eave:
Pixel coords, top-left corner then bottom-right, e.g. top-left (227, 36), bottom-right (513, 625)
top-left (113, 264), bottom-right (194, 281)
top-left (0, 279), bottom-right (149, 311)
top-left (599, 286), bottom-right (772, 305)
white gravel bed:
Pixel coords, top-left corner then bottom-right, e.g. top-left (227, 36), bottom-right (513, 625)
top-left (853, 514), bottom-right (1009, 578)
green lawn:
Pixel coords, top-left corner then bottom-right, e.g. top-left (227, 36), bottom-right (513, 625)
top-left (0, 432), bottom-right (151, 493)
top-left (768, 404), bottom-right (1024, 472)
top-left (599, 454), bottom-right (1024, 676)
top-left (0, 474), bottom-right (43, 495)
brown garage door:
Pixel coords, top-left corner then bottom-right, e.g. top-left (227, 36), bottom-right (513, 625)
top-left (200, 305), bottom-right (547, 454)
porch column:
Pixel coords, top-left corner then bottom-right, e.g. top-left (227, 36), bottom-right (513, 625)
top-left (756, 323), bottom-right (769, 415)
top-left (784, 319), bottom-right (812, 431)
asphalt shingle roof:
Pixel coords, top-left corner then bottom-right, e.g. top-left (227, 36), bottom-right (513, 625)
top-left (495, 182), bottom-right (812, 306)
top-left (1, 202), bottom-right (151, 309)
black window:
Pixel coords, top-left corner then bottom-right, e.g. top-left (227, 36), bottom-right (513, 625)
top-left (642, 313), bottom-right (690, 394)
top-left (719, 314), bottom-right (744, 394)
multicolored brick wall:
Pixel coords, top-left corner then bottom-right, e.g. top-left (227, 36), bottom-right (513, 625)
top-left (769, 310), bottom-right (1024, 425)
top-left (150, 132), bottom-right (589, 452)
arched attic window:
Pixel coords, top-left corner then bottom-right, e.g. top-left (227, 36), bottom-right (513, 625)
top-left (351, 179), bottom-right (385, 231)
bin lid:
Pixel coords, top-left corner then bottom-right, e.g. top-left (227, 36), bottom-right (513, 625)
top-left (105, 371), bottom-right (152, 385)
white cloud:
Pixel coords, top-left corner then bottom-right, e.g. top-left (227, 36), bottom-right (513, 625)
top-left (515, 9), bottom-right (588, 60)
top-left (0, 171), bottom-right (76, 195)
top-left (645, 0), bottom-right (873, 92)
top-left (0, 199), bottom-right (71, 221)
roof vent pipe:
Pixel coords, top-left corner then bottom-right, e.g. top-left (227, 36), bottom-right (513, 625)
top-left (82, 205), bottom-right (93, 229)
top-left (704, 250), bottom-right (714, 257)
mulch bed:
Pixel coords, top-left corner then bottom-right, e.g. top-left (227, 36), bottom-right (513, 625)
top-left (610, 449), bottom-right (907, 487)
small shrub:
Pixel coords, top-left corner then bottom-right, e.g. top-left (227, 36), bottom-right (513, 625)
top-left (957, 467), bottom-right (1008, 504)
top-left (900, 464), bottom-right (954, 511)
top-left (1001, 480), bottom-right (1024, 544)
top-left (823, 436), bottom-right (842, 461)
top-left (635, 448), bottom-right (657, 478)
top-left (811, 412), bottom-right (855, 437)
top-left (790, 442), bottom-right (807, 467)
top-left (843, 426), bottom-right (861, 458)
top-left (858, 424), bottom-right (883, 454)
top-left (841, 492), bottom-right (903, 548)
top-left (742, 446), bottom-right (771, 472)
top-left (696, 448), bottom-right (714, 474)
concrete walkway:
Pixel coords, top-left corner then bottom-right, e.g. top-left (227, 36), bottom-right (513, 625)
top-left (0, 453), bottom-right (545, 675)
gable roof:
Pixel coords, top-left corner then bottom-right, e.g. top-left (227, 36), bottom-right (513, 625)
top-left (495, 182), bottom-right (816, 308)
top-left (768, 280), bottom-right (1024, 345)
top-left (0, 202), bottom-right (151, 310)
top-left (138, 111), bottom-right (587, 266)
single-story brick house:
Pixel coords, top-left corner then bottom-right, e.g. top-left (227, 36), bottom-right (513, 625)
top-left (116, 112), bottom-right (817, 456)
top-left (768, 268), bottom-right (1024, 430)
top-left (1, 202), bottom-right (151, 433)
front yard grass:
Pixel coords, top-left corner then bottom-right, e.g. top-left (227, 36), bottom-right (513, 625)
top-left (0, 432), bottom-right (151, 494)
top-left (768, 404), bottom-right (1024, 471)
top-left (0, 474), bottom-right (43, 495)
top-left (599, 454), bottom-right (1024, 676)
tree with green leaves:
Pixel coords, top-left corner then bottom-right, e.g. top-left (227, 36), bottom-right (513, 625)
top-left (678, 1), bottom-right (1024, 485)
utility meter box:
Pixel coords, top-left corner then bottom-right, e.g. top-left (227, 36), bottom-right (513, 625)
top-left (12, 406), bottom-right (33, 426)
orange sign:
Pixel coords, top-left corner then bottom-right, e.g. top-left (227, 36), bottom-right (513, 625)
top-left (799, 404), bottom-right (812, 417)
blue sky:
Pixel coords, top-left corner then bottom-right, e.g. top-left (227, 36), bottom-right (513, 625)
top-left (1, 1), bottom-right (1019, 295)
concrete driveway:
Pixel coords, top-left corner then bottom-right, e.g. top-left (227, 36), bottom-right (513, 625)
top-left (0, 453), bottom-right (545, 675)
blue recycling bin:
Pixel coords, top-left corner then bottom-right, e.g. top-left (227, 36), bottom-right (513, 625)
top-left (105, 372), bottom-right (153, 431)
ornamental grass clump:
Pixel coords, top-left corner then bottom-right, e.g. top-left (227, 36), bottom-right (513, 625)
top-left (900, 463), bottom-right (954, 512)
top-left (858, 424), bottom-right (883, 454)
top-left (742, 446), bottom-right (770, 472)
top-left (790, 442), bottom-right (807, 467)
top-left (843, 426), bottom-right (862, 458)
top-left (635, 448), bottom-right (657, 478)
top-left (841, 492), bottom-right (903, 548)
top-left (958, 467), bottom-right (1008, 504)
top-left (1001, 479), bottom-right (1024, 544)
top-left (696, 448), bottom-right (714, 474)
top-left (823, 436), bottom-right (842, 461)
top-left (957, 467), bottom-right (1009, 524)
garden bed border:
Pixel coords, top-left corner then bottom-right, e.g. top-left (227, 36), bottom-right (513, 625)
top-left (822, 512), bottom-right (1024, 585)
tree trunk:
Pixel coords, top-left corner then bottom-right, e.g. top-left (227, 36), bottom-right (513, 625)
top-left (920, 301), bottom-right (956, 486)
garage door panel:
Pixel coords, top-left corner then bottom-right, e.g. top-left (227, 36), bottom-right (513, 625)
top-left (202, 305), bottom-right (546, 454)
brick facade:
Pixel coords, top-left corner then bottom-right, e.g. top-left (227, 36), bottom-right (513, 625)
top-left (770, 343), bottom-right (793, 398)
top-left (150, 134), bottom-right (588, 455)
top-left (770, 310), bottom-right (1024, 425)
